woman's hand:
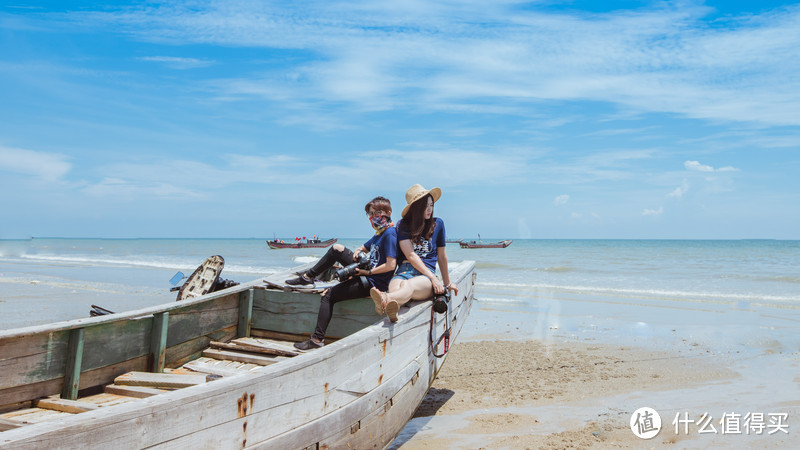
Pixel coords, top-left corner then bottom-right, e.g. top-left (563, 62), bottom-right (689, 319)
top-left (431, 277), bottom-right (445, 295)
top-left (355, 268), bottom-right (371, 276)
top-left (447, 282), bottom-right (459, 296)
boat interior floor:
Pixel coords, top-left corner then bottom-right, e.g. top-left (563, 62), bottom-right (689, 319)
top-left (0, 332), bottom-right (325, 431)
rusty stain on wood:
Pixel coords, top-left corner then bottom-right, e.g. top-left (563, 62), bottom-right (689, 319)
top-left (236, 392), bottom-right (249, 418)
top-left (249, 393), bottom-right (255, 411)
top-left (381, 340), bottom-right (386, 357)
top-left (378, 374), bottom-right (383, 385)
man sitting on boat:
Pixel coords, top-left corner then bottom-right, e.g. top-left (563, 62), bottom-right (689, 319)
top-left (286, 196), bottom-right (398, 350)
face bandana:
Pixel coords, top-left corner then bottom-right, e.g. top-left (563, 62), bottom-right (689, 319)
top-left (369, 214), bottom-right (393, 235)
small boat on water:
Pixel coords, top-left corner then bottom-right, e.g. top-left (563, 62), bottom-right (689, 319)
top-left (0, 260), bottom-right (476, 448)
top-left (267, 237), bottom-right (337, 249)
top-left (459, 239), bottom-right (513, 249)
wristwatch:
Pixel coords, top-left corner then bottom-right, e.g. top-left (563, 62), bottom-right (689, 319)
top-left (368, 269), bottom-right (372, 276)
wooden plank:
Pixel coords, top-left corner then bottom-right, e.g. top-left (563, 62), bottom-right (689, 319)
top-left (232, 337), bottom-right (300, 357)
top-left (209, 340), bottom-right (297, 358)
top-left (237, 289), bottom-right (254, 338)
top-left (61, 328), bottom-right (84, 400)
top-left (0, 286), bottom-right (247, 341)
top-left (0, 400), bottom-right (32, 415)
top-left (250, 289), bottom-right (377, 339)
top-left (164, 325), bottom-right (237, 369)
top-left (104, 384), bottom-right (166, 398)
top-left (201, 348), bottom-right (283, 366)
top-left (2, 408), bottom-right (67, 424)
top-left (165, 296), bottom-right (239, 347)
top-left (182, 360), bottom-right (252, 378)
top-left (34, 398), bottom-right (99, 414)
top-left (78, 393), bottom-right (139, 408)
top-left (0, 417), bottom-right (25, 431)
top-left (249, 329), bottom-right (309, 342)
top-left (0, 331), bottom-right (69, 389)
top-left (150, 312), bottom-right (169, 373)
top-left (248, 329), bottom-right (342, 344)
top-left (114, 372), bottom-right (206, 389)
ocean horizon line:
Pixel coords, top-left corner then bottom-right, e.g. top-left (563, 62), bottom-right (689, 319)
top-left (1, 236), bottom-right (797, 242)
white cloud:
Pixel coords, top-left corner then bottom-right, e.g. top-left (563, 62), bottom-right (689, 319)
top-left (139, 56), bottom-right (214, 69)
top-left (684, 160), bottom-right (714, 172)
top-left (684, 160), bottom-right (739, 173)
top-left (553, 194), bottom-right (569, 206)
top-left (69, 1), bottom-right (800, 126)
top-left (643, 207), bottom-right (663, 216)
top-left (78, 148), bottom-right (527, 200)
top-left (667, 180), bottom-right (690, 198)
top-left (0, 146), bottom-right (71, 182)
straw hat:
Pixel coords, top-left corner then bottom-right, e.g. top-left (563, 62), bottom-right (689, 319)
top-left (401, 184), bottom-right (442, 217)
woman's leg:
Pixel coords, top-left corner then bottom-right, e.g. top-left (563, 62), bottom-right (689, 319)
top-left (374, 275), bottom-right (433, 322)
top-left (386, 276), bottom-right (433, 306)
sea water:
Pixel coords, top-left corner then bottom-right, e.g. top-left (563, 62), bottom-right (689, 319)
top-left (2, 238), bottom-right (800, 341)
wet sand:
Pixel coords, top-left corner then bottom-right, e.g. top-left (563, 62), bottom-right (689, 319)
top-left (393, 311), bottom-right (800, 448)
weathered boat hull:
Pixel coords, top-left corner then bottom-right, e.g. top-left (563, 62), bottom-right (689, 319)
top-left (266, 238), bottom-right (338, 249)
top-left (0, 261), bottom-right (475, 448)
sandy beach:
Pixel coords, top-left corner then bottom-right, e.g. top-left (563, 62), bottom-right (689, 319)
top-left (393, 303), bottom-right (800, 448)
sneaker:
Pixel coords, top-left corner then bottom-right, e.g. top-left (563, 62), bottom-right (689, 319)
top-left (370, 287), bottom-right (385, 315)
top-left (294, 338), bottom-right (323, 350)
top-left (285, 273), bottom-right (313, 286)
top-left (385, 300), bottom-right (399, 323)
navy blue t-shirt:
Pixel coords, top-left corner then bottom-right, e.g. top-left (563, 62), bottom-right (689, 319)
top-left (362, 226), bottom-right (398, 291)
top-left (396, 217), bottom-right (446, 273)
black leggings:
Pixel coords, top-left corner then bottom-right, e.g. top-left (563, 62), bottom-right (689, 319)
top-left (307, 245), bottom-right (355, 277)
top-left (312, 275), bottom-right (371, 341)
top-left (308, 246), bottom-right (371, 341)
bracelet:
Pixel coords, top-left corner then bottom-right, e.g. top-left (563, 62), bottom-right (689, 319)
top-left (368, 269), bottom-right (372, 276)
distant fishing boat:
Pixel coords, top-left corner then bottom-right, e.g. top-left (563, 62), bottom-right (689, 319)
top-left (0, 260), bottom-right (476, 448)
top-left (459, 239), bottom-right (513, 249)
top-left (267, 237), bottom-right (337, 249)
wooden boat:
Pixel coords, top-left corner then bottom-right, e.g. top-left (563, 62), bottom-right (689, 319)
top-left (267, 238), bottom-right (337, 249)
top-left (459, 239), bottom-right (513, 249)
top-left (0, 260), bottom-right (476, 448)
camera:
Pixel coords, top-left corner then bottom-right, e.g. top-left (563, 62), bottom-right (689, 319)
top-left (433, 290), bottom-right (451, 314)
top-left (334, 253), bottom-right (371, 281)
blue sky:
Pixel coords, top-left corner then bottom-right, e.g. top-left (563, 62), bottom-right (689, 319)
top-left (1, 0), bottom-right (799, 239)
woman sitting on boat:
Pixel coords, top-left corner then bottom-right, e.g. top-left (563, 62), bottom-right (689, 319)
top-left (287, 196), bottom-right (398, 350)
top-left (370, 184), bottom-right (459, 322)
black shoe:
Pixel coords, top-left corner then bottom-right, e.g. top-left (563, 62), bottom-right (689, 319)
top-left (294, 339), bottom-right (323, 350)
top-left (285, 274), bottom-right (313, 286)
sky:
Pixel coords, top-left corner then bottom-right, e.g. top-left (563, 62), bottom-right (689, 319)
top-left (1, 0), bottom-right (799, 240)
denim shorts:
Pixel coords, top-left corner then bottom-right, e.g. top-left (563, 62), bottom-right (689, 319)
top-left (391, 261), bottom-right (423, 281)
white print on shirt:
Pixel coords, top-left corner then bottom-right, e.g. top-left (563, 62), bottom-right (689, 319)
top-left (366, 246), bottom-right (380, 269)
top-left (414, 239), bottom-right (432, 257)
